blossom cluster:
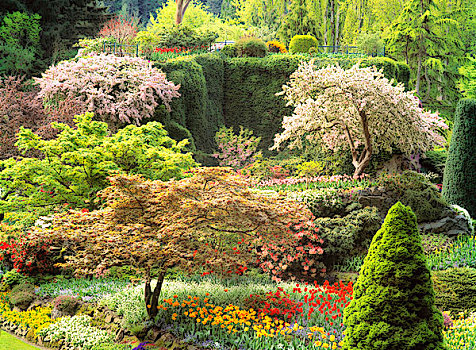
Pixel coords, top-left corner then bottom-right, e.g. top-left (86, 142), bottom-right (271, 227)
top-left (34, 53), bottom-right (180, 125)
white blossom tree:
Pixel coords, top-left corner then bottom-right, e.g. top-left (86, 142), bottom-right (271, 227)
top-left (272, 61), bottom-right (448, 177)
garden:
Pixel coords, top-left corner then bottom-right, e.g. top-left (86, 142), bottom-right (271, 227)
top-left (0, 0), bottom-right (475, 349)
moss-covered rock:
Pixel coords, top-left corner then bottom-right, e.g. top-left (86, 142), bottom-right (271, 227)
top-left (343, 202), bottom-right (446, 350)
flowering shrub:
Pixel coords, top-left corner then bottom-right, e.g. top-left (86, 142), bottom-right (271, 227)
top-left (39, 315), bottom-right (114, 350)
top-left (34, 53), bottom-right (180, 125)
top-left (266, 40), bottom-right (287, 53)
top-left (213, 126), bottom-right (261, 168)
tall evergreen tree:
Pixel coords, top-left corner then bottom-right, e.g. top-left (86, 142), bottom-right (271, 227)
top-left (279, 0), bottom-right (319, 44)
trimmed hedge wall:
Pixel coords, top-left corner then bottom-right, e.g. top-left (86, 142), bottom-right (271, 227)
top-left (442, 99), bottom-right (476, 218)
top-left (153, 53), bottom-right (410, 160)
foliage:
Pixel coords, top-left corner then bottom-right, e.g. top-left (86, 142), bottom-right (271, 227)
top-left (374, 171), bottom-right (448, 223)
top-left (74, 37), bottom-right (116, 56)
top-left (313, 207), bottom-right (382, 269)
top-left (296, 161), bottom-right (325, 178)
top-left (153, 53), bottom-right (225, 158)
top-left (9, 290), bottom-right (35, 310)
top-left (421, 149), bottom-right (447, 183)
top-left (1, 269), bottom-right (28, 288)
top-left (432, 267), bottom-right (476, 314)
top-left (257, 174), bottom-right (370, 192)
top-left (212, 125), bottom-right (261, 168)
top-left (427, 235), bottom-right (476, 271)
top-left (279, 0), bottom-right (319, 44)
top-left (443, 99), bottom-right (476, 218)
top-left (31, 168), bottom-right (323, 318)
top-left (459, 58), bottom-right (476, 99)
top-left (266, 40), bottom-right (287, 53)
top-left (444, 313), bottom-right (476, 350)
top-left (53, 295), bottom-right (80, 315)
top-left (234, 37), bottom-right (268, 57)
top-left (36, 278), bottom-right (129, 302)
top-left (356, 32), bottom-right (384, 56)
top-left (0, 75), bottom-right (84, 160)
top-left (289, 35), bottom-right (318, 54)
top-left (38, 315), bottom-right (114, 350)
top-left (35, 53), bottom-right (180, 126)
top-left (272, 62), bottom-right (448, 176)
top-left (343, 202), bottom-right (445, 350)
top-left (0, 113), bottom-right (195, 213)
top-left (98, 15), bottom-right (139, 45)
top-left (155, 25), bottom-right (217, 51)
top-left (288, 188), bottom-right (352, 218)
top-left (145, 0), bottom-right (245, 41)
top-left (0, 11), bottom-right (42, 76)
top-left (0, 292), bottom-right (55, 335)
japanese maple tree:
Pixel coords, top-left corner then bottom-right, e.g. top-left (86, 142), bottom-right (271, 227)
top-left (98, 15), bottom-right (139, 44)
top-left (30, 168), bottom-right (324, 318)
top-left (272, 62), bottom-right (448, 176)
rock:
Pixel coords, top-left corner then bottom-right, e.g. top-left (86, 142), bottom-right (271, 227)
top-left (145, 326), bottom-right (161, 342)
top-left (105, 312), bottom-right (113, 323)
top-left (115, 329), bottom-right (124, 342)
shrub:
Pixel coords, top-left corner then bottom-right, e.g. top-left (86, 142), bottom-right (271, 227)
top-left (296, 161), bottom-right (324, 177)
top-left (356, 32), bottom-right (384, 56)
top-left (156, 25), bottom-right (217, 50)
top-left (11, 283), bottom-right (35, 294)
top-left (266, 40), bottom-right (287, 53)
top-left (39, 315), bottom-right (114, 350)
top-left (432, 268), bottom-right (476, 313)
top-left (10, 290), bottom-right (35, 310)
top-left (219, 43), bottom-right (236, 57)
top-left (34, 53), bottom-right (180, 126)
top-left (288, 188), bottom-right (353, 218)
top-left (289, 35), bottom-right (318, 54)
top-left (212, 125), bottom-right (261, 168)
top-left (1, 269), bottom-right (28, 288)
top-left (53, 295), bottom-right (80, 315)
top-left (0, 113), bottom-right (196, 212)
top-left (375, 171), bottom-right (448, 223)
top-left (314, 207), bottom-right (382, 269)
top-left (343, 202), bottom-right (446, 350)
top-left (234, 37), bottom-right (268, 58)
top-left (443, 98), bottom-right (476, 218)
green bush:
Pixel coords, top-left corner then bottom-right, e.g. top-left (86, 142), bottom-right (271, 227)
top-left (289, 34), bottom-right (318, 54)
top-left (1, 269), bottom-right (28, 288)
top-left (343, 202), bottom-right (446, 350)
top-left (314, 207), bottom-right (382, 269)
top-left (421, 149), bottom-right (447, 182)
top-left (395, 61), bottom-right (411, 90)
top-left (443, 98), bottom-right (476, 218)
top-left (234, 37), bottom-right (268, 58)
top-left (220, 44), bottom-right (236, 57)
top-left (289, 188), bottom-right (351, 218)
top-left (53, 295), bottom-right (80, 315)
top-left (356, 32), bottom-right (384, 56)
top-left (157, 24), bottom-right (217, 49)
top-left (11, 283), bottom-right (35, 294)
top-left (432, 267), bottom-right (476, 313)
top-left (0, 113), bottom-right (196, 212)
top-left (10, 290), bottom-right (35, 310)
top-left (376, 171), bottom-right (448, 223)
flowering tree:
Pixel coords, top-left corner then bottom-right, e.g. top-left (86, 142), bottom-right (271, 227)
top-left (213, 126), bottom-right (261, 169)
top-left (272, 62), bottom-right (448, 177)
top-left (34, 54), bottom-right (180, 127)
top-left (30, 168), bottom-right (324, 318)
top-left (98, 15), bottom-right (139, 44)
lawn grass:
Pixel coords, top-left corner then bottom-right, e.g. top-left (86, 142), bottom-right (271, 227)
top-left (0, 330), bottom-right (40, 349)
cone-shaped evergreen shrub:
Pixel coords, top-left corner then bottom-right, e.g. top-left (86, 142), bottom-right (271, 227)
top-left (343, 202), bottom-right (446, 350)
top-left (442, 98), bottom-right (476, 218)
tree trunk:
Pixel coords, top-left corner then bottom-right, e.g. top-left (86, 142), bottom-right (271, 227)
top-left (352, 110), bottom-right (373, 177)
top-left (329, 0), bottom-right (335, 52)
top-left (175, 0), bottom-right (191, 25)
top-left (144, 268), bottom-right (167, 319)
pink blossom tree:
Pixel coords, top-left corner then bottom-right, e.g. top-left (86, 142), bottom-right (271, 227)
top-left (34, 53), bottom-right (180, 128)
top-left (272, 62), bottom-right (448, 177)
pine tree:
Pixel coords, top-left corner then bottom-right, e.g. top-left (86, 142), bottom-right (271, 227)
top-left (343, 202), bottom-right (446, 350)
top-left (442, 99), bottom-right (476, 218)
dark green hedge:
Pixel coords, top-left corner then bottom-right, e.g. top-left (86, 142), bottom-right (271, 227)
top-left (442, 99), bottom-right (476, 217)
top-left (153, 54), bottom-right (224, 163)
top-left (153, 53), bottom-right (410, 160)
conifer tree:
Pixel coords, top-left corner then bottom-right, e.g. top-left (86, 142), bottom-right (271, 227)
top-left (278, 0), bottom-right (318, 44)
top-left (343, 202), bottom-right (446, 350)
top-left (442, 99), bottom-right (476, 218)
